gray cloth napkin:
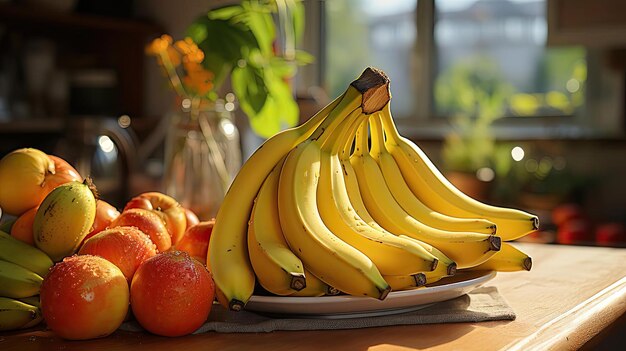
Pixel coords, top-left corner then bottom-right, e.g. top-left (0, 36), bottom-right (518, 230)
top-left (120, 286), bottom-right (514, 333)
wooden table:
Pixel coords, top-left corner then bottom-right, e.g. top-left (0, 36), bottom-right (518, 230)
top-left (2, 243), bottom-right (626, 351)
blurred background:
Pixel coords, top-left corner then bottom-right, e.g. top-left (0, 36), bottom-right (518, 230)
top-left (0, 0), bottom-right (624, 245)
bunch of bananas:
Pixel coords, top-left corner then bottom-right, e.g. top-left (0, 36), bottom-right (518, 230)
top-left (208, 68), bottom-right (538, 311)
top-left (0, 231), bottom-right (52, 331)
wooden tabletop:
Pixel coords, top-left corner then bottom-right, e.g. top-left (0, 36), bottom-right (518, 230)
top-left (2, 243), bottom-right (626, 351)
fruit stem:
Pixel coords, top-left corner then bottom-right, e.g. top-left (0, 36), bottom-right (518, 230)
top-left (350, 67), bottom-right (391, 114)
top-left (290, 274), bottom-right (306, 291)
top-left (353, 120), bottom-right (370, 157)
top-left (447, 262), bottom-right (458, 276)
top-left (83, 177), bottom-right (100, 201)
top-left (488, 236), bottom-right (502, 252)
top-left (523, 257), bottom-right (533, 271)
top-left (413, 273), bottom-right (427, 287)
top-left (229, 300), bottom-right (244, 312)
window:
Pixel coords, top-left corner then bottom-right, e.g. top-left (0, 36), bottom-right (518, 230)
top-left (434, 0), bottom-right (585, 118)
top-left (318, 0), bottom-right (621, 138)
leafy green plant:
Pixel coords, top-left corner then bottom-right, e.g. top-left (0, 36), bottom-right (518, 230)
top-left (187, 0), bottom-right (313, 138)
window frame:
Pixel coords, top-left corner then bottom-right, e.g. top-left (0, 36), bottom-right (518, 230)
top-left (302, 0), bottom-right (625, 140)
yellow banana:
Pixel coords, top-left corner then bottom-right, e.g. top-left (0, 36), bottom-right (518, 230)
top-left (18, 295), bottom-right (41, 308)
top-left (383, 273), bottom-right (427, 291)
top-left (208, 89), bottom-right (345, 311)
top-left (0, 297), bottom-right (42, 331)
top-left (0, 230), bottom-right (53, 277)
top-left (0, 260), bottom-right (43, 298)
top-left (278, 75), bottom-right (392, 300)
top-left (463, 243), bottom-right (532, 272)
top-left (15, 296), bottom-right (42, 329)
top-left (380, 105), bottom-right (538, 240)
top-left (350, 118), bottom-right (500, 269)
top-left (317, 111), bottom-right (438, 275)
top-left (209, 67), bottom-right (391, 309)
top-left (290, 269), bottom-right (341, 297)
top-left (369, 115), bottom-right (496, 235)
top-left (399, 236), bottom-right (458, 284)
top-left (33, 180), bottom-right (97, 262)
top-left (248, 157), bottom-right (306, 296)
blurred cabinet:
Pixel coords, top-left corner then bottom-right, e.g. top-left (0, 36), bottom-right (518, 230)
top-left (0, 2), bottom-right (160, 121)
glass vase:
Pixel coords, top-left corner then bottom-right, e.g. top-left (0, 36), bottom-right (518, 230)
top-left (163, 99), bottom-right (241, 220)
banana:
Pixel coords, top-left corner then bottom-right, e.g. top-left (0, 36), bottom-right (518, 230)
top-left (0, 297), bottom-right (42, 331)
top-left (400, 236), bottom-right (458, 284)
top-left (463, 243), bottom-right (532, 272)
top-left (18, 296), bottom-right (41, 308)
top-left (290, 269), bottom-right (341, 297)
top-left (15, 296), bottom-right (42, 329)
top-left (208, 91), bottom-right (346, 311)
top-left (369, 116), bottom-right (496, 235)
top-left (0, 230), bottom-right (53, 277)
top-left (317, 110), bottom-right (438, 275)
top-left (379, 105), bottom-right (539, 240)
top-left (209, 67), bottom-right (391, 310)
top-left (383, 273), bottom-right (427, 291)
top-left (248, 157), bottom-right (306, 296)
top-left (33, 180), bottom-right (97, 262)
top-left (0, 260), bottom-right (43, 298)
top-left (350, 118), bottom-right (500, 269)
top-left (279, 73), bottom-right (392, 300)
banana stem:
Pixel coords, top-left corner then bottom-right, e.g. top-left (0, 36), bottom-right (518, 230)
top-left (380, 103), bottom-right (401, 145)
top-left (310, 67), bottom-right (391, 144)
top-left (353, 119), bottom-right (370, 157)
top-left (335, 113), bottom-right (368, 155)
top-left (369, 113), bottom-right (386, 157)
top-left (319, 108), bottom-right (362, 152)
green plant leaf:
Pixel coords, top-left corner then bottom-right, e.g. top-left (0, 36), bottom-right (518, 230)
top-left (295, 49), bottom-right (315, 65)
top-left (291, 0), bottom-right (305, 45)
top-left (232, 64), bottom-right (268, 115)
top-left (240, 4), bottom-right (275, 57)
top-left (249, 72), bottom-right (299, 138)
top-left (207, 5), bottom-right (245, 20)
top-left (188, 16), bottom-right (260, 89)
top-left (270, 56), bottom-right (297, 78)
top-left (233, 63), bottom-right (298, 138)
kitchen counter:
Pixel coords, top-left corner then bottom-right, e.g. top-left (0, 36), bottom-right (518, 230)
top-left (2, 243), bottom-right (626, 350)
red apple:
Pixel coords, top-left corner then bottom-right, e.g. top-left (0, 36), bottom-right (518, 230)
top-left (552, 203), bottom-right (583, 227)
top-left (40, 255), bottom-right (129, 340)
top-left (124, 192), bottom-right (186, 245)
top-left (557, 219), bottom-right (593, 245)
top-left (595, 223), bottom-right (626, 247)
top-left (185, 208), bottom-right (200, 229)
top-left (79, 226), bottom-right (157, 281)
top-left (0, 149), bottom-right (82, 216)
top-left (110, 208), bottom-right (172, 252)
top-left (175, 220), bottom-right (214, 264)
top-left (82, 200), bottom-right (120, 244)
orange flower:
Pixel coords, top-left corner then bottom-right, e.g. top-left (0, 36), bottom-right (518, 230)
top-left (183, 62), bottom-right (214, 96)
top-left (175, 37), bottom-right (205, 64)
top-left (146, 35), bottom-right (173, 55)
top-left (147, 34), bottom-right (215, 98)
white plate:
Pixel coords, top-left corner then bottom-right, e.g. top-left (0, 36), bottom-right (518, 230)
top-left (245, 270), bottom-right (496, 319)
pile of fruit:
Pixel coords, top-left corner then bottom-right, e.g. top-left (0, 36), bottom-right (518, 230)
top-left (0, 67), bottom-right (538, 340)
top-left (209, 68), bottom-right (538, 310)
top-left (0, 149), bottom-right (216, 338)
